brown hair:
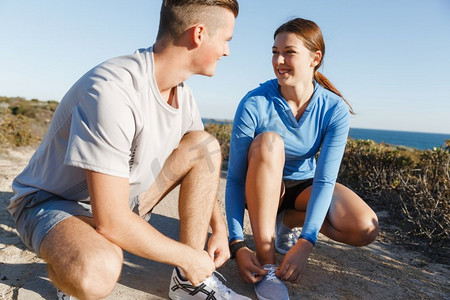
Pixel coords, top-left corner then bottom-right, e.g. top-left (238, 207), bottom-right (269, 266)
top-left (274, 18), bottom-right (354, 114)
top-left (157, 0), bottom-right (239, 43)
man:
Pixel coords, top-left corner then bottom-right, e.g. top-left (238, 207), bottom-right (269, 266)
top-left (9, 1), bottom-right (250, 299)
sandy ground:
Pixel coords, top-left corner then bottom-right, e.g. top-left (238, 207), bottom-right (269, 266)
top-left (0, 146), bottom-right (449, 300)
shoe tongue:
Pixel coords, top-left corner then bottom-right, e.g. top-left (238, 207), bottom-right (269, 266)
top-left (262, 264), bottom-right (277, 270)
top-left (206, 275), bottom-right (231, 295)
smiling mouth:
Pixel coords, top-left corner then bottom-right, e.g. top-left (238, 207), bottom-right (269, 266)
top-left (277, 68), bottom-right (290, 75)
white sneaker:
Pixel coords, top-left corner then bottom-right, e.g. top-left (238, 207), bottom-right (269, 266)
top-left (57, 289), bottom-right (75, 300)
top-left (254, 265), bottom-right (289, 300)
top-left (169, 267), bottom-right (251, 300)
top-left (275, 211), bottom-right (301, 254)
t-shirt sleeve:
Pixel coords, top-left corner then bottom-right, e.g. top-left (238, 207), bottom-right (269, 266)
top-left (299, 101), bottom-right (350, 245)
top-left (225, 96), bottom-right (259, 242)
top-left (182, 85), bottom-right (204, 132)
top-left (65, 81), bottom-right (136, 178)
top-left (189, 98), bottom-right (205, 132)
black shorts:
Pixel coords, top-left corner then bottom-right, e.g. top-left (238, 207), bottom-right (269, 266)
top-left (278, 178), bottom-right (314, 212)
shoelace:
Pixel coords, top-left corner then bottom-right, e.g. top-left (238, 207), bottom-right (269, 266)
top-left (204, 271), bottom-right (232, 295)
top-left (57, 290), bottom-right (72, 300)
top-left (290, 228), bottom-right (301, 240)
top-left (263, 266), bottom-right (278, 281)
top-left (282, 227), bottom-right (300, 247)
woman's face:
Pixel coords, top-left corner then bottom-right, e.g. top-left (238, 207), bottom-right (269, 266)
top-left (272, 32), bottom-right (319, 87)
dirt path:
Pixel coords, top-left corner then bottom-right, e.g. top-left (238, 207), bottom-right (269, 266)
top-left (0, 147), bottom-right (449, 299)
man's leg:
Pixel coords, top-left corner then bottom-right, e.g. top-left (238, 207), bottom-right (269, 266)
top-left (139, 131), bottom-right (222, 250)
top-left (139, 131), bottom-right (252, 299)
top-left (36, 131), bottom-right (221, 300)
top-left (40, 216), bottom-right (123, 300)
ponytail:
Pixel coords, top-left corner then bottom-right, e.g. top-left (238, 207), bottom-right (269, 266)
top-left (314, 71), bottom-right (354, 115)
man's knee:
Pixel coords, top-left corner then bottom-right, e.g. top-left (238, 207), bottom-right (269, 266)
top-left (249, 132), bottom-right (284, 162)
top-left (41, 217), bottom-right (124, 299)
top-left (182, 130), bottom-right (222, 171)
top-left (54, 245), bottom-right (123, 299)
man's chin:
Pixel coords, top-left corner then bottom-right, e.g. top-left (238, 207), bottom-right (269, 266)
top-left (199, 70), bottom-right (215, 77)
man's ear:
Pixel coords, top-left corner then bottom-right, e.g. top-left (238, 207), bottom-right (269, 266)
top-left (191, 24), bottom-right (207, 47)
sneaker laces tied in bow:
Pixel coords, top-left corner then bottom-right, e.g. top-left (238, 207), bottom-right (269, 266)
top-left (263, 265), bottom-right (278, 281)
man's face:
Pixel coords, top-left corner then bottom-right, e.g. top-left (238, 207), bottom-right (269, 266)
top-left (196, 10), bottom-right (235, 77)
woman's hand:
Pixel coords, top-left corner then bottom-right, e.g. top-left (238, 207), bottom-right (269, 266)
top-left (235, 246), bottom-right (268, 284)
top-left (276, 238), bottom-right (313, 283)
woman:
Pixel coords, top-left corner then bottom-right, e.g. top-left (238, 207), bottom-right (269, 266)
top-left (225, 18), bottom-right (379, 300)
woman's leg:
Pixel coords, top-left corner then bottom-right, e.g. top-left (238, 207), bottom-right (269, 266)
top-left (245, 132), bottom-right (285, 265)
top-left (284, 183), bottom-right (379, 246)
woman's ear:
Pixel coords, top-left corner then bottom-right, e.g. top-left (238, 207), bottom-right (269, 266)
top-left (311, 50), bottom-right (322, 68)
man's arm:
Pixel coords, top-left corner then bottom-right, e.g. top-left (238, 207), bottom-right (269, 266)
top-left (86, 170), bottom-right (215, 286)
top-left (207, 200), bottom-right (230, 267)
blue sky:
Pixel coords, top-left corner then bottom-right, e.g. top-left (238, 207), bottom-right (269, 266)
top-left (1, 0), bottom-right (449, 134)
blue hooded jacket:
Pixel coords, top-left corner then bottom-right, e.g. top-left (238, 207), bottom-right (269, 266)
top-left (225, 79), bottom-right (350, 245)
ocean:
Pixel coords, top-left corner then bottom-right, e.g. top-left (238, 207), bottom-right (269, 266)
top-left (202, 119), bottom-right (448, 150)
top-left (348, 128), bottom-right (449, 150)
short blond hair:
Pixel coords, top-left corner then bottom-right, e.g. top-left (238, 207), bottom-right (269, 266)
top-left (156, 0), bottom-right (239, 43)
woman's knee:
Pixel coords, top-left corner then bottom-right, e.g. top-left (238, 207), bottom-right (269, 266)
top-left (248, 132), bottom-right (284, 162)
top-left (346, 213), bottom-right (379, 246)
top-left (359, 214), bottom-right (379, 246)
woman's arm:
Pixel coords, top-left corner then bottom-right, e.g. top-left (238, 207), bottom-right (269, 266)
top-left (300, 101), bottom-right (350, 244)
top-left (225, 97), bottom-right (259, 242)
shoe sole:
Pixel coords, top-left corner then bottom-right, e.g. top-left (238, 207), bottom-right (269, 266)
top-left (275, 243), bottom-right (289, 254)
top-left (255, 289), bottom-right (290, 300)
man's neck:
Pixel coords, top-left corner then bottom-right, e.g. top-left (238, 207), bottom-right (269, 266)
top-left (153, 40), bottom-right (193, 100)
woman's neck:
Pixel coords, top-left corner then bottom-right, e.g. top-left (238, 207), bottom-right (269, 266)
top-left (280, 81), bottom-right (315, 121)
top-left (280, 81), bottom-right (314, 107)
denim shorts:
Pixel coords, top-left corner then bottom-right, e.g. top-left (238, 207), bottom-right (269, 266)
top-left (12, 191), bottom-right (93, 256)
top-left (12, 190), bottom-right (147, 256)
top-left (13, 190), bottom-right (147, 256)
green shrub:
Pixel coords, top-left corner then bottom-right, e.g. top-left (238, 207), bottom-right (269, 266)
top-left (205, 123), bottom-right (232, 161)
top-left (0, 114), bottom-right (37, 147)
top-left (0, 96), bottom-right (58, 148)
top-left (10, 104), bottom-right (36, 118)
top-left (339, 139), bottom-right (449, 262)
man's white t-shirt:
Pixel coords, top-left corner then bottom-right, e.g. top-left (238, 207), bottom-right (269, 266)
top-left (8, 47), bottom-right (204, 215)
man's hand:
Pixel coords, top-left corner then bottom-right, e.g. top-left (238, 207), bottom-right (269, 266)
top-left (86, 170), bottom-right (215, 282)
top-left (208, 200), bottom-right (230, 268)
top-left (207, 230), bottom-right (230, 268)
top-left (182, 248), bottom-right (216, 286)
top-left (276, 238), bottom-right (313, 283)
top-left (235, 246), bottom-right (267, 284)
